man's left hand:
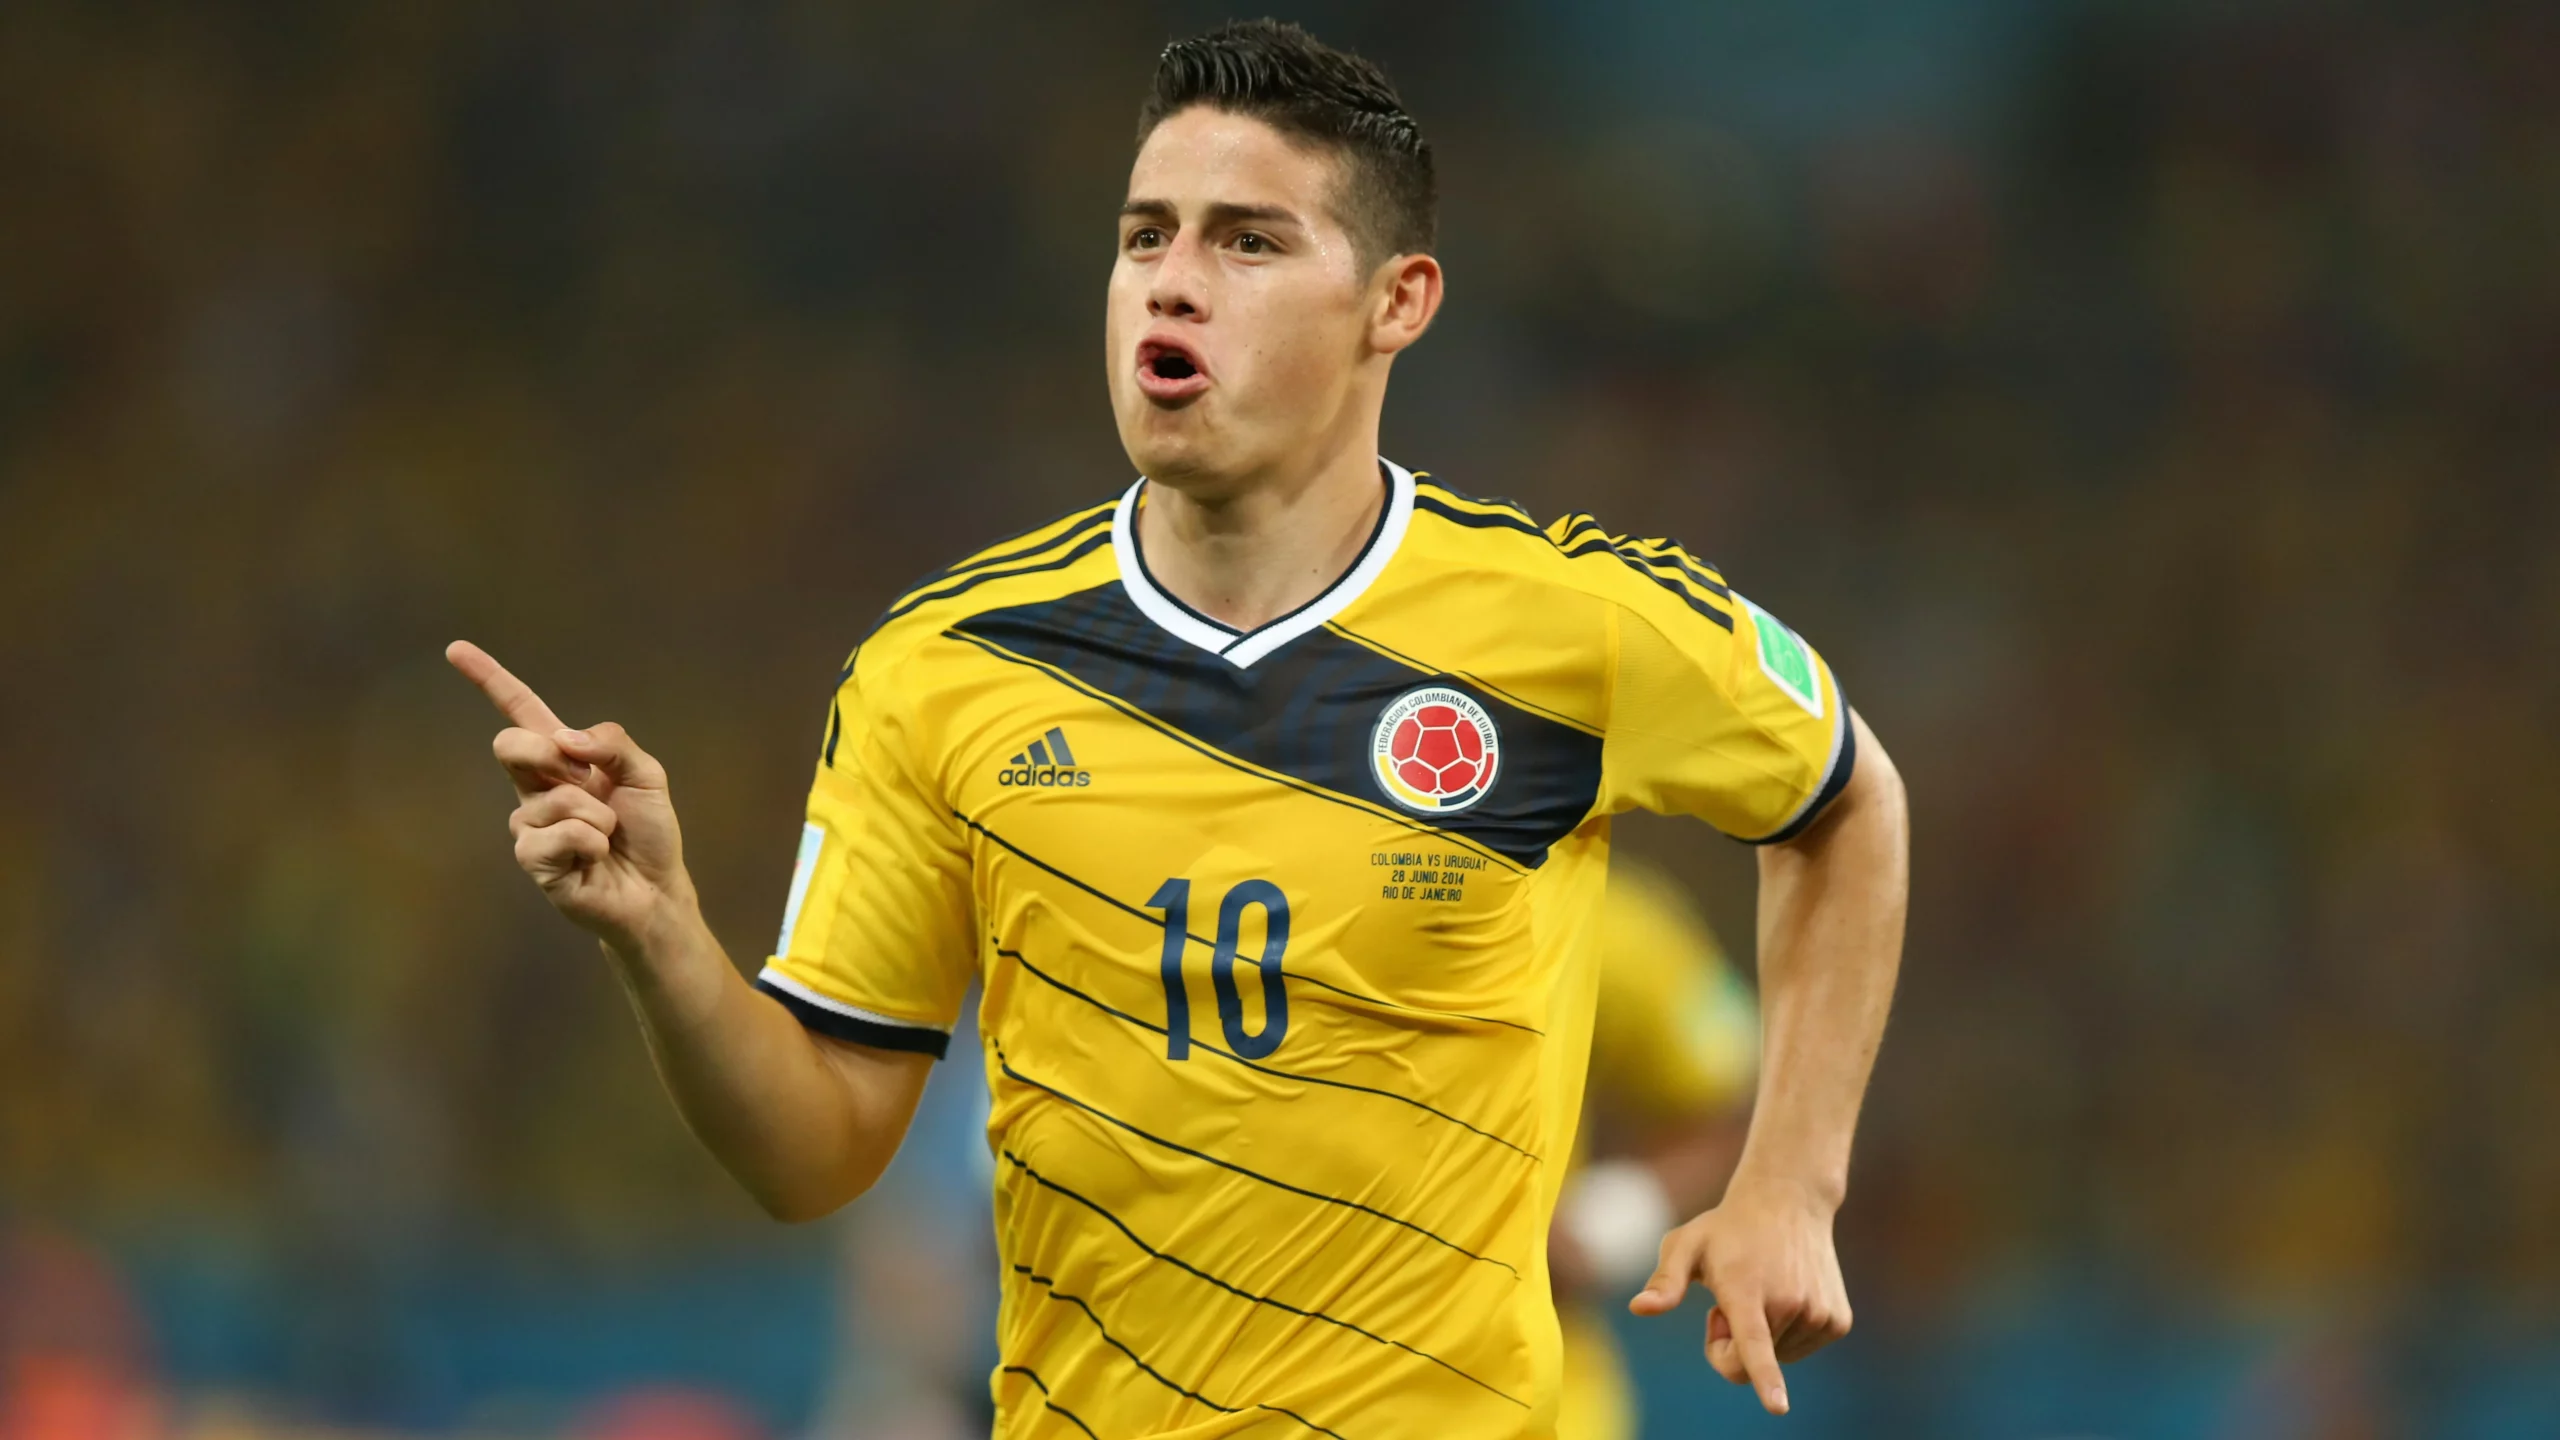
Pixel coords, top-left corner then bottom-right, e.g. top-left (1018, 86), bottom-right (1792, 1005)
top-left (1628, 1176), bottom-right (1853, 1417)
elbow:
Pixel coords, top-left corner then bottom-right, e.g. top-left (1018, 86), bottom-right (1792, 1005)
top-left (1866, 731), bottom-right (1909, 831)
top-left (1845, 709), bottom-right (1907, 834)
top-left (753, 1189), bottom-right (843, 1226)
top-left (743, 1163), bottom-right (884, 1225)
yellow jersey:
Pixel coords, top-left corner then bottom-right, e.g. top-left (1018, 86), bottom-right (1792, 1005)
top-left (759, 461), bottom-right (1852, 1439)
top-left (1556, 861), bottom-right (1760, 1440)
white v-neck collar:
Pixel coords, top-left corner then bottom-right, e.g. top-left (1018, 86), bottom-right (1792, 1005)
top-left (1113, 458), bottom-right (1417, 670)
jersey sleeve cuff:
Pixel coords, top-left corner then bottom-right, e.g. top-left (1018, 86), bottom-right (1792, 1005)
top-left (1745, 699), bottom-right (1857, 847)
top-left (755, 968), bottom-right (953, 1059)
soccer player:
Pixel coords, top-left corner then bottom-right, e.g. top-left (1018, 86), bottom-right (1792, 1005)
top-left (450, 19), bottom-right (1908, 1438)
top-left (1550, 861), bottom-right (1762, 1440)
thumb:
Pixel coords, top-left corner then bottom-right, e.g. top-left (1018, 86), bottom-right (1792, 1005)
top-left (1627, 1228), bottom-right (1697, 1317)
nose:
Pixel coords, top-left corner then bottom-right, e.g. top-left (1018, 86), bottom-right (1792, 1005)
top-left (1147, 231), bottom-right (1210, 321)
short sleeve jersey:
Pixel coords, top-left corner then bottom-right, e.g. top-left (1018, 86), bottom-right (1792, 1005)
top-left (760, 462), bottom-right (1852, 1440)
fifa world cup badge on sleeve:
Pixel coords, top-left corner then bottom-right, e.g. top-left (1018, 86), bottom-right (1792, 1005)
top-left (1740, 597), bottom-right (1825, 718)
top-left (1371, 687), bottom-right (1501, 814)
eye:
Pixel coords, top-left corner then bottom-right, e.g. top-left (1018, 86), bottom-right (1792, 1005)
top-left (1126, 226), bottom-right (1166, 251)
top-left (1233, 231), bottom-right (1272, 255)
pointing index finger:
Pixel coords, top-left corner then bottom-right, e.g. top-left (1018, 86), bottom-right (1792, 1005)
top-left (446, 640), bottom-right (567, 734)
top-left (1715, 1298), bottom-right (1790, 1417)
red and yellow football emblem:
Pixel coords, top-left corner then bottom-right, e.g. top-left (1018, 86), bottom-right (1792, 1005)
top-left (1371, 686), bottom-right (1501, 814)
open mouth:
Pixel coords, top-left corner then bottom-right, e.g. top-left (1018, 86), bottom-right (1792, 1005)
top-left (1136, 338), bottom-right (1211, 402)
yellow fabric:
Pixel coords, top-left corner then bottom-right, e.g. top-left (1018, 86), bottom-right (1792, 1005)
top-left (1555, 1304), bottom-right (1636, 1440)
top-left (764, 474), bottom-right (1845, 1439)
top-left (1556, 861), bottom-right (1758, 1440)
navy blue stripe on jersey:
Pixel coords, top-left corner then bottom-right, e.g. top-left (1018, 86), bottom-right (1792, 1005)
top-left (956, 809), bottom-right (1540, 1036)
top-left (1622, 537), bottom-right (1733, 598)
top-left (827, 515), bottom-right (1114, 770)
top-left (999, 1368), bottom-right (1101, 1440)
top-left (1567, 531), bottom-right (1730, 602)
top-left (1413, 480), bottom-right (1539, 519)
top-left (884, 504), bottom-right (1115, 615)
top-left (1007, 1265), bottom-right (1351, 1439)
top-left (754, 976), bottom-right (952, 1058)
top-left (995, 1041), bottom-right (1520, 1277)
top-left (951, 584), bottom-right (1604, 867)
top-left (1418, 492), bottom-right (1736, 631)
top-left (947, 629), bottom-right (1517, 880)
top-left (1413, 491), bottom-right (1543, 537)
top-left (1559, 536), bottom-right (1736, 631)
top-left (1552, 513), bottom-right (1606, 547)
top-left (820, 645), bottom-right (861, 767)
top-left (1323, 622), bottom-right (1601, 738)
top-left (880, 525), bottom-right (1115, 626)
top-left (999, 944), bottom-right (1540, 1160)
top-left (1590, 535), bottom-right (1732, 606)
top-left (1044, 725), bottom-right (1076, 766)
top-left (1000, 1150), bottom-right (1528, 1407)
top-left (1749, 703), bottom-right (1859, 846)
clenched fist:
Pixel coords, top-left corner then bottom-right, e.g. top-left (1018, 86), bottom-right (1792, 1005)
top-left (448, 640), bottom-right (696, 954)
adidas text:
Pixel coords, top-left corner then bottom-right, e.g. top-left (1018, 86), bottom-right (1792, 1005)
top-left (1000, 726), bottom-right (1090, 788)
top-left (999, 765), bottom-right (1092, 788)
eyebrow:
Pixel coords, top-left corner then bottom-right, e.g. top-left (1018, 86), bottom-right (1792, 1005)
top-left (1119, 198), bottom-right (1307, 230)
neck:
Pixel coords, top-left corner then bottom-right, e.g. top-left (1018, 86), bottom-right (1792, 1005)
top-left (1136, 434), bottom-right (1387, 633)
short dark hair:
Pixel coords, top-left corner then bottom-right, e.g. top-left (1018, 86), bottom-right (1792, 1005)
top-left (1136, 19), bottom-right (1437, 269)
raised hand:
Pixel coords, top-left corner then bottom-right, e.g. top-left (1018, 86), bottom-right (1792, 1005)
top-left (447, 640), bottom-right (695, 953)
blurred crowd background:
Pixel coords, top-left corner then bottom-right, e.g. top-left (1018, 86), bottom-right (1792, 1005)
top-left (3, 0), bottom-right (2555, 1437)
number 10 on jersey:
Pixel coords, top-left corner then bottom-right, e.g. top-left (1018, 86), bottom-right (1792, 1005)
top-left (1148, 878), bottom-right (1291, 1061)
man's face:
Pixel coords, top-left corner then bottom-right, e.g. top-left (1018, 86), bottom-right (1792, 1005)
top-left (1107, 107), bottom-right (1377, 489)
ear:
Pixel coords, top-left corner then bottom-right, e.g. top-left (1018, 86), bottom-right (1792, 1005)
top-left (1367, 252), bottom-right (1444, 356)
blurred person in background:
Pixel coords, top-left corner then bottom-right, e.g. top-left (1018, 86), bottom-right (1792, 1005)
top-left (443, 16), bottom-right (1906, 1436)
top-left (568, 1389), bottom-right (770, 1440)
top-left (808, 993), bottom-right (1000, 1440)
top-left (1549, 861), bottom-right (1759, 1440)
top-left (0, 1229), bottom-right (162, 1440)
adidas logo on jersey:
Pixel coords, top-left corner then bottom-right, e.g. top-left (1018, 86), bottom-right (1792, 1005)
top-left (999, 726), bottom-right (1092, 788)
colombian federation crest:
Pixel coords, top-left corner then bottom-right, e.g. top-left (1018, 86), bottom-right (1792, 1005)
top-left (1371, 687), bottom-right (1501, 814)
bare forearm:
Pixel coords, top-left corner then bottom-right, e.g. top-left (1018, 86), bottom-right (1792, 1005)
top-left (1643, 1111), bottom-right (1752, 1215)
top-left (447, 646), bottom-right (927, 1223)
top-left (1734, 710), bottom-right (1908, 1210)
top-left (606, 897), bottom-right (929, 1221)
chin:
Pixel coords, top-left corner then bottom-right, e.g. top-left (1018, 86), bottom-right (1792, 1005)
top-left (1120, 412), bottom-right (1225, 483)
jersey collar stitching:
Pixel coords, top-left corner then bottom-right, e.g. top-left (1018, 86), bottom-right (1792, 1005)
top-left (1112, 458), bottom-right (1418, 670)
